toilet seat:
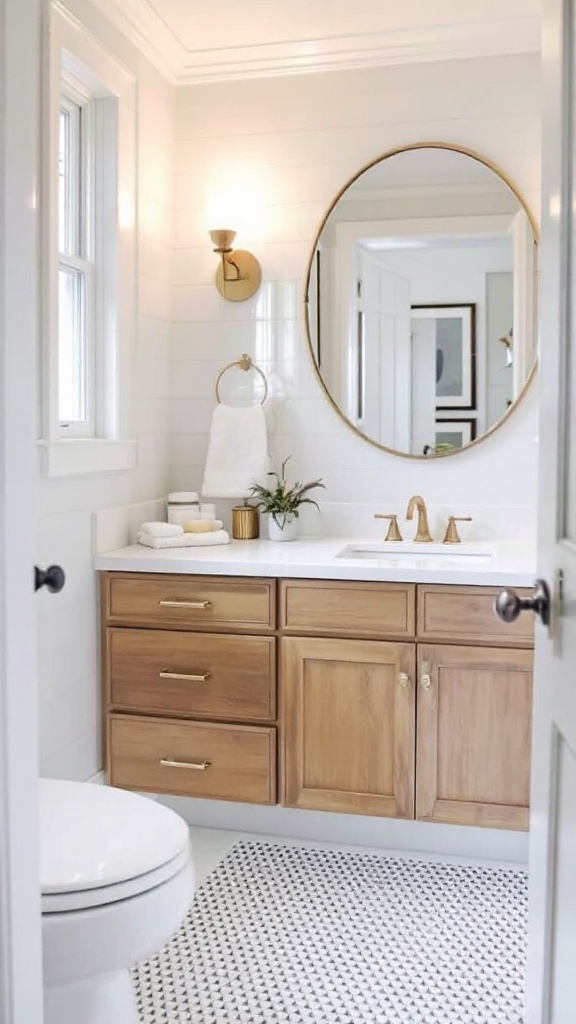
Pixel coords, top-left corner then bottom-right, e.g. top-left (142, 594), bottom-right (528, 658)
top-left (40, 779), bottom-right (190, 911)
top-left (42, 845), bottom-right (191, 913)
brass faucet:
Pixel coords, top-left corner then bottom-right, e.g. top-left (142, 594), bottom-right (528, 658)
top-left (374, 513), bottom-right (403, 541)
top-left (406, 495), bottom-right (433, 542)
top-left (443, 515), bottom-right (472, 544)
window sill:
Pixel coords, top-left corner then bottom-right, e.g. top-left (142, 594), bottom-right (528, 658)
top-left (37, 438), bottom-right (137, 478)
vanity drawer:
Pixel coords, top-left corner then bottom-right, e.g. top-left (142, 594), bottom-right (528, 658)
top-left (279, 580), bottom-right (416, 639)
top-left (102, 573), bottom-right (276, 632)
top-left (417, 585), bottom-right (535, 647)
top-left (106, 628), bottom-right (276, 721)
top-left (108, 714), bottom-right (276, 804)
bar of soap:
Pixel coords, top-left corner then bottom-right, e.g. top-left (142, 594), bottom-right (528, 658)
top-left (183, 519), bottom-right (223, 533)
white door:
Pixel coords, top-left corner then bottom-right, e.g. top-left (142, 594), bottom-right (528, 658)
top-left (410, 317), bottom-right (437, 455)
top-left (522, 0), bottom-right (576, 1019)
top-left (355, 251), bottom-right (411, 447)
top-left (0, 0), bottom-right (44, 1022)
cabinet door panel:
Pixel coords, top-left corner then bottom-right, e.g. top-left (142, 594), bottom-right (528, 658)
top-left (282, 636), bottom-right (415, 818)
top-left (416, 644), bottom-right (533, 830)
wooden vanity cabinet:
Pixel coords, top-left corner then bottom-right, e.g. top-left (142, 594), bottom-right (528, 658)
top-left (101, 572), bottom-right (277, 805)
top-left (280, 580), bottom-right (534, 830)
top-left (101, 572), bottom-right (534, 830)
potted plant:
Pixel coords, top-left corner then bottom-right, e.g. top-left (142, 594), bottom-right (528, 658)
top-left (247, 457), bottom-right (325, 541)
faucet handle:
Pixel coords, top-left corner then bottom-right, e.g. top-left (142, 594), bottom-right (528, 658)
top-left (374, 513), bottom-right (403, 542)
top-left (443, 515), bottom-right (472, 544)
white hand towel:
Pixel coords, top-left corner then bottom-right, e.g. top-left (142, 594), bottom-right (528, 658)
top-left (137, 530), bottom-right (230, 549)
top-left (140, 522), bottom-right (183, 538)
top-left (201, 404), bottom-right (269, 498)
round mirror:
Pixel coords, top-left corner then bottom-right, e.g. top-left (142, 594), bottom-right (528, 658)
top-left (305, 143), bottom-right (538, 458)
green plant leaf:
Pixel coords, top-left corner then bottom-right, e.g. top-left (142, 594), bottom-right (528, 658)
top-left (246, 457), bottom-right (325, 516)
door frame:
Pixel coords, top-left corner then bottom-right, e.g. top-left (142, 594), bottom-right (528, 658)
top-left (526, 0), bottom-right (576, 1018)
top-left (0, 0), bottom-right (44, 1021)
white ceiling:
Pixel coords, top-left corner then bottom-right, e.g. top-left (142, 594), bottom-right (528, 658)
top-left (95, 0), bottom-right (542, 84)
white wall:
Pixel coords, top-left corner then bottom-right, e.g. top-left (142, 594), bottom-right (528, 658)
top-left (36, 0), bottom-right (173, 779)
top-left (36, 44), bottom-right (541, 782)
top-left (170, 53), bottom-right (540, 541)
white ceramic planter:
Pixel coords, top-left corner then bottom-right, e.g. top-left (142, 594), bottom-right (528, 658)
top-left (267, 514), bottom-right (298, 542)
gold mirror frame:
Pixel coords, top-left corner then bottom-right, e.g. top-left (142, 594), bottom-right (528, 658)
top-left (303, 141), bottom-right (539, 460)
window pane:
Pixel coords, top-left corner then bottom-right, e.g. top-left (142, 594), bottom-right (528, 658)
top-left (59, 100), bottom-right (80, 257)
top-left (58, 266), bottom-right (86, 422)
top-left (58, 109), bottom-right (69, 253)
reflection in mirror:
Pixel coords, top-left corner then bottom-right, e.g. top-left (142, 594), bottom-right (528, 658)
top-left (306, 145), bottom-right (538, 457)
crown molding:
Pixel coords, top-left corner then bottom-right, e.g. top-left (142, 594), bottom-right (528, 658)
top-left (86, 0), bottom-right (183, 82)
top-left (86, 3), bottom-right (541, 86)
top-left (178, 20), bottom-right (542, 85)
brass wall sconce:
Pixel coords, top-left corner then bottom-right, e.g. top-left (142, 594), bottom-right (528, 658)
top-left (209, 229), bottom-right (261, 302)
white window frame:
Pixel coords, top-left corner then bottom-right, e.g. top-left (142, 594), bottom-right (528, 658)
top-left (40, 2), bottom-right (137, 477)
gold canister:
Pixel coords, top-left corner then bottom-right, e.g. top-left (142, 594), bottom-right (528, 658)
top-left (232, 505), bottom-right (260, 540)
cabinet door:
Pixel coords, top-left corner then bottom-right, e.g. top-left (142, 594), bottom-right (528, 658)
top-left (282, 636), bottom-right (415, 818)
top-left (416, 644), bottom-right (533, 830)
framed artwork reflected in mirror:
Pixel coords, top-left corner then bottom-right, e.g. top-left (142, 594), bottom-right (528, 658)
top-left (411, 304), bottom-right (476, 411)
top-left (434, 418), bottom-right (477, 451)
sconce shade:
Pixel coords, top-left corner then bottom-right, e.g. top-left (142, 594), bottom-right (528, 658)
top-left (210, 229), bottom-right (236, 253)
top-left (209, 230), bottom-right (261, 302)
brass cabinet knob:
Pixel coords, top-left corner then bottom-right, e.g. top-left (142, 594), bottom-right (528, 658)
top-left (374, 513), bottom-right (403, 541)
top-left (398, 672), bottom-right (410, 688)
top-left (442, 515), bottom-right (472, 544)
top-left (420, 662), bottom-right (432, 690)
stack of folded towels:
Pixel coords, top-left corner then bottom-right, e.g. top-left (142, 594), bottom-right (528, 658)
top-left (137, 521), bottom-right (230, 549)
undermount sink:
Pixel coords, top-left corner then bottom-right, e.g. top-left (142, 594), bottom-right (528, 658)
top-left (335, 542), bottom-right (495, 565)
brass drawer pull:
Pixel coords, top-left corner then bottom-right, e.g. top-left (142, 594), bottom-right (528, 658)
top-left (159, 670), bottom-right (211, 683)
top-left (158, 599), bottom-right (212, 609)
top-left (420, 661), bottom-right (432, 690)
top-left (398, 672), bottom-right (410, 688)
top-left (159, 758), bottom-right (211, 771)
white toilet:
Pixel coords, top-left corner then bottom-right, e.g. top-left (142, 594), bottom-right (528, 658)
top-left (40, 778), bottom-right (195, 1024)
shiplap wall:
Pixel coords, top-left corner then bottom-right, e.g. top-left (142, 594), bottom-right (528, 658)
top-left (37, 0), bottom-right (173, 779)
top-left (171, 53), bottom-right (540, 541)
top-left (36, 41), bottom-right (541, 781)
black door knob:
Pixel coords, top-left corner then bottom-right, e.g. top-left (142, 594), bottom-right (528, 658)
top-left (494, 578), bottom-right (550, 627)
top-left (34, 565), bottom-right (66, 594)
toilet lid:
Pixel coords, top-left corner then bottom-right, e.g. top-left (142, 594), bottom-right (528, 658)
top-left (41, 845), bottom-right (192, 913)
top-left (40, 779), bottom-right (190, 894)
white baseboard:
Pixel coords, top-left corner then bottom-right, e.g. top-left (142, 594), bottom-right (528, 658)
top-left (90, 776), bottom-right (529, 864)
top-left (157, 796), bottom-right (529, 866)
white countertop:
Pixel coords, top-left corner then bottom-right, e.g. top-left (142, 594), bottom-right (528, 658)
top-left (94, 537), bottom-right (537, 586)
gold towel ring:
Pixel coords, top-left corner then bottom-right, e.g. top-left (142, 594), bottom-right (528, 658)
top-left (214, 353), bottom-right (268, 406)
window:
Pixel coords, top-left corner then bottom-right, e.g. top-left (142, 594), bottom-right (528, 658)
top-left (40, 4), bottom-right (137, 476)
top-left (58, 91), bottom-right (93, 434)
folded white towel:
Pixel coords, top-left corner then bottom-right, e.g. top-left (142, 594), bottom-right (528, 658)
top-left (201, 403), bottom-right (269, 498)
top-left (140, 522), bottom-right (183, 538)
top-left (137, 530), bottom-right (230, 549)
